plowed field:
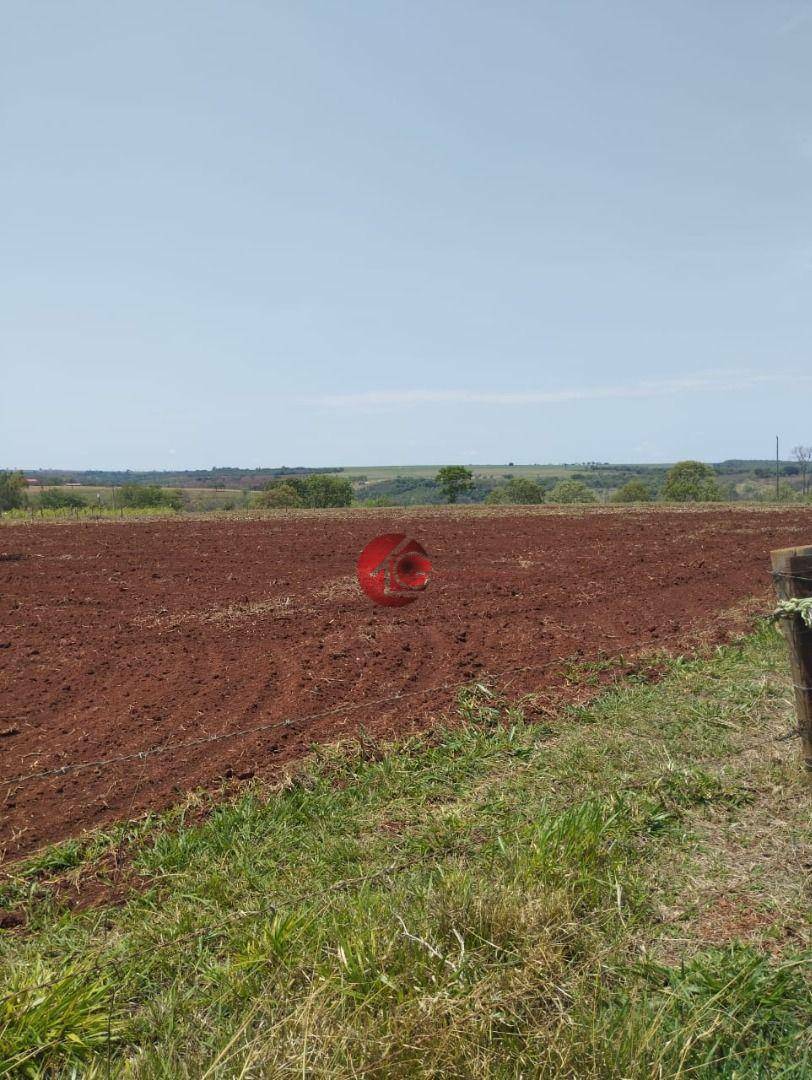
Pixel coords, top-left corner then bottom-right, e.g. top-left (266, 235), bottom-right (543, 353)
top-left (1, 506), bottom-right (810, 861)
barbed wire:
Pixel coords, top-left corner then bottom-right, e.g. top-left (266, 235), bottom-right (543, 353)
top-left (1, 653), bottom-right (592, 790)
top-left (0, 640), bottom-right (774, 880)
top-left (771, 570), bottom-right (812, 586)
top-left (1, 604), bottom-right (802, 798)
top-left (2, 625), bottom-right (767, 794)
top-left (3, 587), bottom-right (784, 794)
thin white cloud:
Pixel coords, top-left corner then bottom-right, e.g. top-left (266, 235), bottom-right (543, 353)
top-left (314, 372), bottom-right (812, 410)
top-left (777, 9), bottom-right (812, 36)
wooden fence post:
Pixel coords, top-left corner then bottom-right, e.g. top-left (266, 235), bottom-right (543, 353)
top-left (770, 544), bottom-right (812, 777)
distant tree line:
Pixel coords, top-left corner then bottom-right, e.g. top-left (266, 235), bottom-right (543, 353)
top-left (3, 450), bottom-right (811, 516)
top-left (427, 461), bottom-right (757, 506)
top-left (0, 475), bottom-right (185, 513)
top-left (18, 466), bottom-right (347, 490)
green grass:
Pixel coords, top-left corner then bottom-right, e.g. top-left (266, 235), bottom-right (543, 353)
top-left (1, 624), bottom-right (810, 1076)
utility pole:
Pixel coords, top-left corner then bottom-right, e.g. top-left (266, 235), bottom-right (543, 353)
top-left (776, 436), bottom-right (780, 500)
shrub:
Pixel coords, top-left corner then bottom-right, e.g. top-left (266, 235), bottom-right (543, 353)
top-left (116, 484), bottom-right (183, 510)
top-left (773, 480), bottom-right (800, 503)
top-left (661, 461), bottom-right (722, 502)
top-left (40, 489), bottom-right (87, 509)
top-left (256, 474), bottom-right (352, 509)
top-left (548, 479), bottom-right (597, 504)
top-left (737, 481), bottom-right (760, 501)
top-left (0, 472), bottom-right (27, 511)
top-left (486, 477), bottom-right (545, 505)
top-left (254, 483), bottom-right (304, 509)
top-left (611, 480), bottom-right (653, 504)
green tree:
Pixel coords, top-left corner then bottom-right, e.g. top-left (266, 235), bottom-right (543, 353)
top-left (611, 479), bottom-right (653, 504)
top-left (436, 466), bottom-right (473, 503)
top-left (661, 461), bottom-right (722, 503)
top-left (254, 482), bottom-right (304, 509)
top-left (118, 483), bottom-right (161, 508)
top-left (505, 477), bottom-right (545, 503)
top-left (301, 474), bottom-right (353, 508)
top-left (548, 479), bottom-right (597, 504)
top-left (40, 489), bottom-right (86, 509)
top-left (0, 471), bottom-right (26, 511)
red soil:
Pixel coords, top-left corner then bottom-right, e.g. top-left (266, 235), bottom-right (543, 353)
top-left (1, 506), bottom-right (809, 863)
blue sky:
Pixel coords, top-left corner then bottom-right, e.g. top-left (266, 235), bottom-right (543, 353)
top-left (3, 2), bottom-right (811, 470)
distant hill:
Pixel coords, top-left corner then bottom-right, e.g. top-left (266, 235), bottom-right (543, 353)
top-left (18, 459), bottom-right (804, 506)
top-left (21, 467), bottom-right (345, 490)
